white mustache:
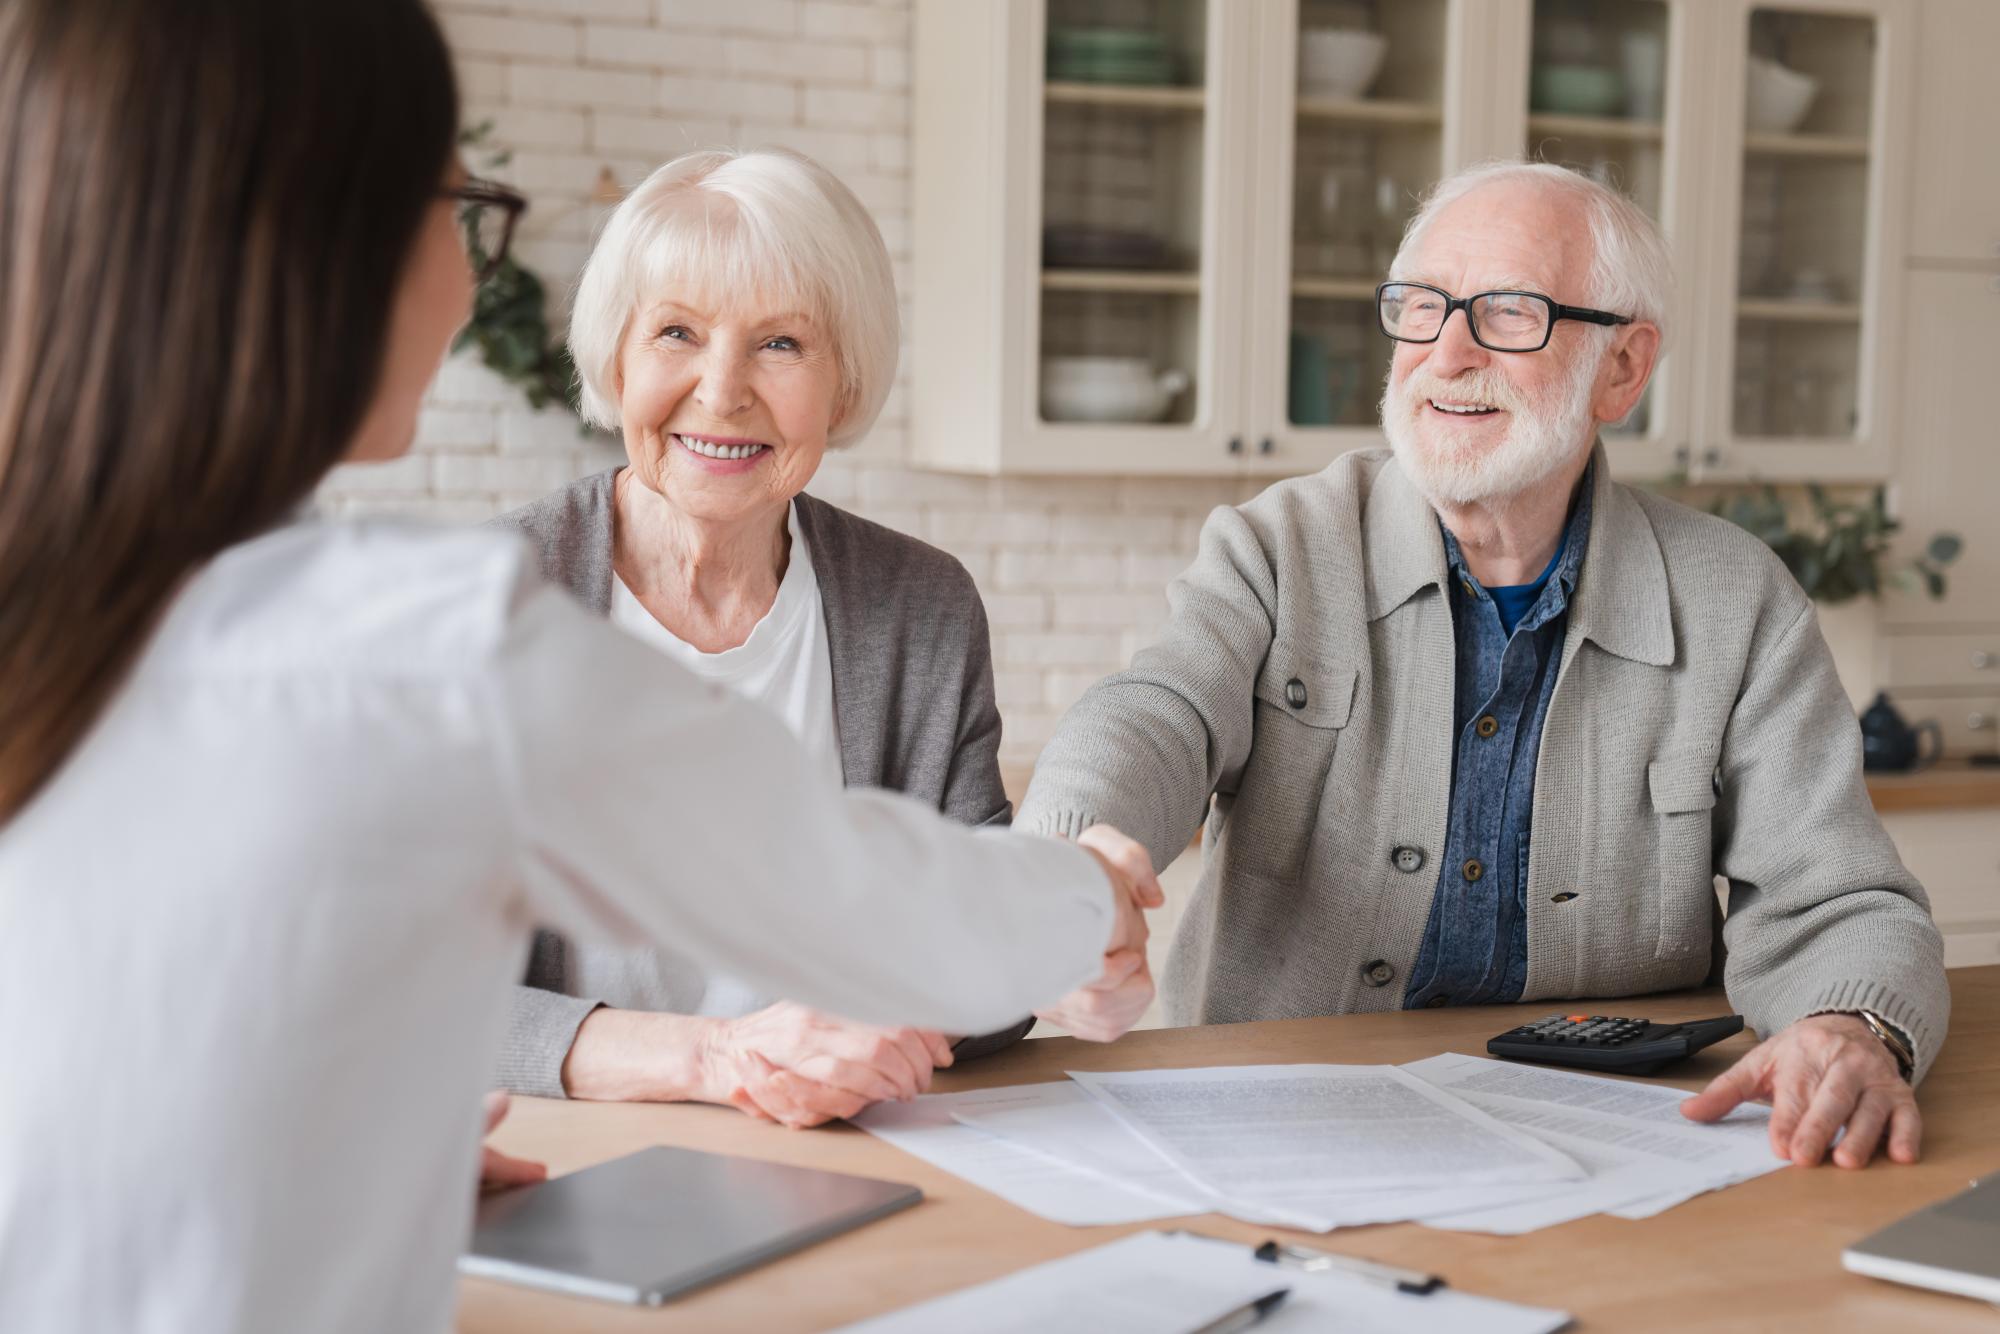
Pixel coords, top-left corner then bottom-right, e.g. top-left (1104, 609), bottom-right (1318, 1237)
top-left (1393, 366), bottom-right (1533, 417)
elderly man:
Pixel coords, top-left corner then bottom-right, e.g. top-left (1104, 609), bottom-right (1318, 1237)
top-left (1019, 161), bottom-right (1947, 1172)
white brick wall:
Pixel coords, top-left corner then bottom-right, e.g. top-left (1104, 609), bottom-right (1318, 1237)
top-left (320, 0), bottom-right (1254, 769)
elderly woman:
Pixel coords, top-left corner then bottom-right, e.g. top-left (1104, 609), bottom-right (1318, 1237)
top-left (494, 149), bottom-right (1151, 1127)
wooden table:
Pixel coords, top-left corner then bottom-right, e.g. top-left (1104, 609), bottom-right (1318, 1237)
top-left (462, 966), bottom-right (2000, 1333)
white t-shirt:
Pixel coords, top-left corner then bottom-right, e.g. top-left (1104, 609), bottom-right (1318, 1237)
top-left (589, 501), bottom-right (840, 1018)
top-left (0, 518), bottom-right (1113, 1334)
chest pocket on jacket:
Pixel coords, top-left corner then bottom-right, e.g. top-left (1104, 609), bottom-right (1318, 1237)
top-left (1228, 661), bottom-right (1357, 882)
top-left (1648, 753), bottom-right (1718, 961)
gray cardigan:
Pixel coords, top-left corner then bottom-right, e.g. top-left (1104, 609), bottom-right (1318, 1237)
top-left (1020, 445), bottom-right (1950, 1082)
top-left (492, 468), bottom-right (1025, 1097)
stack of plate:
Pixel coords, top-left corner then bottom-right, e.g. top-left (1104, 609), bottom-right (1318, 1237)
top-left (1047, 27), bottom-right (1178, 86)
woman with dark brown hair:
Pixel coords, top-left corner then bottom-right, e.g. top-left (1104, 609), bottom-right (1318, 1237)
top-left (0, 2), bottom-right (1156, 1329)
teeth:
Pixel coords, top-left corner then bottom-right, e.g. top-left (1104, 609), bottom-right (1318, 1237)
top-left (1431, 401), bottom-right (1496, 415)
top-left (680, 435), bottom-right (764, 460)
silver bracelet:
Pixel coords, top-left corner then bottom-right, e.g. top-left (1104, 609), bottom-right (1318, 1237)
top-left (1854, 1009), bottom-right (1915, 1081)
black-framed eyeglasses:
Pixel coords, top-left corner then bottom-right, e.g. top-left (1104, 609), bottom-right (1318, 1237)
top-left (1375, 281), bottom-right (1632, 353)
top-left (442, 178), bottom-right (528, 283)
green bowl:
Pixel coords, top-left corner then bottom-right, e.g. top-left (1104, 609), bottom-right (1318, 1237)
top-left (1048, 27), bottom-right (1167, 56)
top-left (1530, 64), bottom-right (1625, 117)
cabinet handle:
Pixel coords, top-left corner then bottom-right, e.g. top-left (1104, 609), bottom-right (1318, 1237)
top-left (1973, 650), bottom-right (1997, 670)
top-left (1258, 436), bottom-right (1274, 455)
top-left (1226, 436), bottom-right (1243, 455)
top-left (1701, 447), bottom-right (1724, 469)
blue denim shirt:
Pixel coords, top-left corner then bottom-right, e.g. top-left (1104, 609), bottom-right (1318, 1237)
top-left (1403, 469), bottom-right (1594, 1009)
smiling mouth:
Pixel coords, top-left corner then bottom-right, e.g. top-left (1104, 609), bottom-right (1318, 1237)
top-left (1427, 400), bottom-right (1503, 419)
top-left (675, 434), bottom-right (770, 461)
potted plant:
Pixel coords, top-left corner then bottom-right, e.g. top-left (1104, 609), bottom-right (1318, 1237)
top-left (451, 124), bottom-right (586, 424)
top-left (1709, 483), bottom-right (1961, 710)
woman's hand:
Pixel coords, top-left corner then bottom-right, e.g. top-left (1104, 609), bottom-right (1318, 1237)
top-left (478, 1092), bottom-right (548, 1194)
top-left (704, 1002), bottom-right (955, 1129)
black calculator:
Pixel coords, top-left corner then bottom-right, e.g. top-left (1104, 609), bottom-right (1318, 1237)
top-left (1487, 1013), bottom-right (1746, 1075)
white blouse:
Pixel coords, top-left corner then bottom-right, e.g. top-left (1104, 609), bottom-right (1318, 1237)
top-left (0, 517), bottom-right (1111, 1334)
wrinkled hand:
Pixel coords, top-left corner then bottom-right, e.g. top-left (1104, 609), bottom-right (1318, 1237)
top-left (1036, 825), bottom-right (1166, 1043)
top-left (1680, 1013), bottom-right (1919, 1169)
top-left (706, 1001), bottom-right (954, 1130)
top-left (478, 1091), bottom-right (548, 1193)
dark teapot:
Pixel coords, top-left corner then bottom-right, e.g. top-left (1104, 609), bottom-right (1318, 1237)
top-left (1859, 692), bottom-right (1943, 773)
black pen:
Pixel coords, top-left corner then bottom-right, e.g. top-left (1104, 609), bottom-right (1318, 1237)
top-left (1186, 1286), bottom-right (1291, 1334)
top-left (1254, 1239), bottom-right (1446, 1295)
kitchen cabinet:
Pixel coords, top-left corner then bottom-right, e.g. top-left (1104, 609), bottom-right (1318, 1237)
top-left (910, 0), bottom-right (1920, 479)
top-left (909, 0), bottom-right (1258, 475)
top-left (1879, 809), bottom-right (2000, 969)
top-left (1689, 0), bottom-right (1916, 483)
top-left (1873, 0), bottom-right (2000, 739)
top-left (1880, 270), bottom-right (2000, 630)
top-left (1905, 0), bottom-right (2000, 265)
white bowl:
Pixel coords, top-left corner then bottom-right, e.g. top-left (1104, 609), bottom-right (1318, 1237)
top-left (1040, 359), bottom-right (1189, 423)
top-left (1745, 56), bottom-right (1818, 133)
top-left (1298, 29), bottom-right (1387, 101)
top-left (1041, 355), bottom-right (1154, 383)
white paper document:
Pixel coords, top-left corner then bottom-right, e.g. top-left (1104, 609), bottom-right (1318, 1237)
top-left (1066, 1064), bottom-right (1585, 1229)
top-left (852, 1085), bottom-right (1202, 1227)
top-left (946, 1081), bottom-right (1221, 1216)
top-left (857, 1057), bottom-right (1786, 1237)
top-left (1400, 1053), bottom-right (1788, 1232)
top-left (829, 1230), bottom-right (1572, 1334)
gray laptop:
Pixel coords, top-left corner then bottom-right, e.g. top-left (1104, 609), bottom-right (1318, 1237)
top-left (460, 1146), bottom-right (922, 1306)
top-left (1842, 1172), bottom-right (2000, 1304)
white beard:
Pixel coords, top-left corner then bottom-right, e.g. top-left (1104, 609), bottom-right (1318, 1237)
top-left (1379, 344), bottom-right (1603, 507)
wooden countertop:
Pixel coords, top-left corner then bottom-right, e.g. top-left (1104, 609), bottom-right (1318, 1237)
top-left (463, 966), bottom-right (2000, 1333)
top-left (1865, 762), bottom-right (2000, 813)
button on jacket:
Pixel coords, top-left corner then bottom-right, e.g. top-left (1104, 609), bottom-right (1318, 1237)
top-left (1020, 445), bottom-right (1948, 1080)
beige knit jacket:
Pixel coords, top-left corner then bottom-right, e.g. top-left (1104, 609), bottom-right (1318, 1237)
top-left (1019, 446), bottom-right (1949, 1081)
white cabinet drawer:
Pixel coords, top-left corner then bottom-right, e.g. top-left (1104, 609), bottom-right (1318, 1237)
top-left (1879, 810), bottom-right (2000, 948)
top-left (1891, 696), bottom-right (2000, 758)
top-left (1883, 631), bottom-right (2000, 689)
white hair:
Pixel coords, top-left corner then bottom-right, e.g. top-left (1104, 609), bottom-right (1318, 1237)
top-left (1389, 161), bottom-right (1673, 340)
top-left (568, 148), bottom-right (899, 447)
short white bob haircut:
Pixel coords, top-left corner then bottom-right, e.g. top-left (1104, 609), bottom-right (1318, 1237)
top-left (568, 148), bottom-right (899, 447)
top-left (1389, 161), bottom-right (1674, 346)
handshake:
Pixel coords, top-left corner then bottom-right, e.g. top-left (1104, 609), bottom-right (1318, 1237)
top-left (1040, 824), bottom-right (1166, 1044)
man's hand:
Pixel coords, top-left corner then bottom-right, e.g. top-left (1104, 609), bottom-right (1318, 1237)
top-left (1075, 823), bottom-right (1166, 956)
top-left (1680, 1013), bottom-right (1919, 1169)
top-left (1036, 824), bottom-right (1166, 1043)
top-left (705, 1002), bottom-right (954, 1130)
top-left (478, 1091), bottom-right (548, 1193)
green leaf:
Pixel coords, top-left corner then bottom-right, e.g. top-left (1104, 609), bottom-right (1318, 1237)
top-left (1929, 532), bottom-right (1963, 564)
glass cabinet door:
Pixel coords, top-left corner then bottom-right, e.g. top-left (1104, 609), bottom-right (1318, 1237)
top-left (1522, 0), bottom-right (1676, 451)
top-left (1036, 0), bottom-right (1212, 433)
top-left (1278, 0), bottom-right (1453, 452)
top-left (1726, 6), bottom-right (1879, 449)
